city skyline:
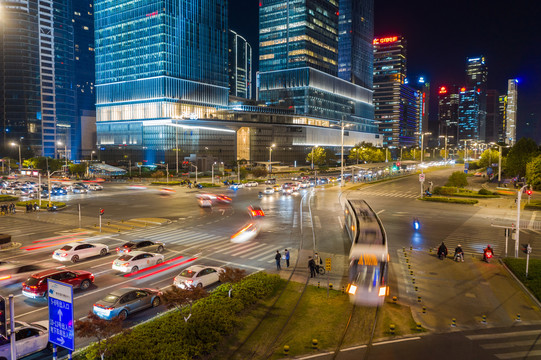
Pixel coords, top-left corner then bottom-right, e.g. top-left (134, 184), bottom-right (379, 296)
top-left (230, 0), bottom-right (541, 142)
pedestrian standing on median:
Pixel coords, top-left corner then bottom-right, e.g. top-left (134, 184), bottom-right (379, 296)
top-left (284, 249), bottom-right (290, 268)
top-left (308, 256), bottom-right (316, 278)
top-left (275, 250), bottom-right (282, 270)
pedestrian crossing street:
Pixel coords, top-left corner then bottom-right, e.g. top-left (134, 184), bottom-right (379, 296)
top-left (357, 189), bottom-right (418, 199)
top-left (125, 226), bottom-right (287, 263)
top-left (466, 328), bottom-right (541, 359)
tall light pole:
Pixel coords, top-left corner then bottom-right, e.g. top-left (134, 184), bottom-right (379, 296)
top-left (10, 142), bottom-right (21, 170)
top-left (490, 143), bottom-right (507, 186)
top-left (340, 120), bottom-right (345, 187)
top-left (57, 141), bottom-right (68, 170)
top-left (515, 184), bottom-right (529, 258)
top-left (269, 143), bottom-right (275, 174)
top-left (438, 135), bottom-right (454, 162)
top-left (416, 132), bottom-right (432, 163)
top-left (400, 146), bottom-right (406, 160)
top-left (175, 125), bottom-right (179, 175)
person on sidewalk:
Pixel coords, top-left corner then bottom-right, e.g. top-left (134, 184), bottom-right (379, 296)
top-left (284, 249), bottom-right (290, 268)
top-left (275, 250), bottom-right (282, 270)
top-left (308, 256), bottom-right (316, 278)
top-left (314, 252), bottom-right (322, 272)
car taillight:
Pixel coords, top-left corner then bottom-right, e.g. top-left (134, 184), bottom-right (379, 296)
top-left (115, 248), bottom-right (119, 251)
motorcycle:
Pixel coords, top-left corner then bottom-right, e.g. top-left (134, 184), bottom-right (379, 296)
top-left (258, 192), bottom-right (263, 199)
top-left (483, 249), bottom-right (493, 263)
top-left (454, 252), bottom-right (464, 262)
top-left (413, 218), bottom-right (420, 231)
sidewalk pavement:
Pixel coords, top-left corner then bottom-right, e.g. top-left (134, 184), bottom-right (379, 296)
top-left (393, 247), bottom-right (541, 332)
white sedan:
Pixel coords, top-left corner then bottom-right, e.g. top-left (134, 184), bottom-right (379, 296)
top-left (52, 242), bottom-right (109, 263)
top-left (245, 181), bottom-right (258, 187)
top-left (263, 187), bottom-right (274, 195)
top-left (173, 265), bottom-right (224, 289)
top-left (0, 321), bottom-right (50, 359)
top-left (112, 251), bottom-right (164, 273)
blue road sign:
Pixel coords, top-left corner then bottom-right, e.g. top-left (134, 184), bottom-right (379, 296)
top-left (47, 279), bottom-right (74, 351)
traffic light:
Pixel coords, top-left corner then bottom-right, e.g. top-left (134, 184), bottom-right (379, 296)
top-left (0, 296), bottom-right (6, 340)
top-left (182, 161), bottom-right (189, 169)
top-left (397, 162), bottom-right (401, 167)
top-left (526, 189), bottom-right (533, 196)
top-left (99, 208), bottom-right (104, 216)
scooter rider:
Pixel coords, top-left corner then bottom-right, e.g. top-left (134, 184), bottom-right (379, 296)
top-left (454, 244), bottom-right (464, 262)
top-left (483, 245), bottom-right (493, 262)
top-left (437, 242), bottom-right (448, 260)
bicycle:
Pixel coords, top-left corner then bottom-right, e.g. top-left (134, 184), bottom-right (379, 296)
top-left (316, 265), bottom-right (325, 275)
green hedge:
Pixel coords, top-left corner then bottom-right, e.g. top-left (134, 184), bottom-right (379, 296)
top-left (150, 181), bottom-right (182, 186)
top-left (420, 196), bottom-right (478, 205)
top-left (433, 186), bottom-right (458, 195)
top-left (0, 195), bottom-right (18, 202)
top-left (16, 200), bottom-right (66, 208)
top-left (199, 182), bottom-right (220, 188)
top-left (525, 201), bottom-right (541, 210)
top-left (433, 186), bottom-right (498, 198)
top-left (503, 258), bottom-right (541, 301)
top-left (75, 272), bottom-right (282, 360)
top-left (450, 193), bottom-right (499, 198)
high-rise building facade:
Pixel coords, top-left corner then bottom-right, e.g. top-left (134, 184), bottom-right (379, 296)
top-left (399, 83), bottom-right (420, 146)
top-left (438, 85), bottom-right (459, 146)
top-left (373, 36), bottom-right (412, 147)
top-left (485, 89), bottom-right (500, 144)
top-left (458, 87), bottom-right (480, 141)
top-left (95, 0), bottom-right (229, 162)
top-left (0, 0), bottom-right (76, 158)
top-left (257, 0), bottom-right (376, 135)
top-left (338, 0), bottom-right (374, 89)
top-left (458, 56), bottom-right (487, 142)
top-left (73, 0), bottom-right (96, 157)
top-left (498, 95), bottom-right (507, 143)
top-left (228, 30), bottom-right (252, 99)
top-left (505, 79), bottom-right (518, 145)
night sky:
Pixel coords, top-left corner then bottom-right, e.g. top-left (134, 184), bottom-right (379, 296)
top-left (229, 1), bottom-right (541, 142)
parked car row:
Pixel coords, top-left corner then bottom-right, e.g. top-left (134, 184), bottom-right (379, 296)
top-left (0, 179), bottom-right (103, 198)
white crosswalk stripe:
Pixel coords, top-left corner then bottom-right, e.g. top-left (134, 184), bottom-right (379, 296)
top-left (466, 329), bottom-right (541, 359)
top-left (358, 190), bottom-right (418, 198)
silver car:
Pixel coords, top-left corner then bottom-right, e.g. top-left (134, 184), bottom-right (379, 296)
top-left (115, 240), bottom-right (165, 255)
top-left (0, 321), bottom-right (50, 359)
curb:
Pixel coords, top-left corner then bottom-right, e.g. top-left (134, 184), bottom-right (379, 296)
top-left (0, 242), bottom-right (21, 251)
top-left (499, 258), bottom-right (541, 310)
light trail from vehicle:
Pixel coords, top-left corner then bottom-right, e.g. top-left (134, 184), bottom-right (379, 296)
top-left (135, 257), bottom-right (198, 280)
top-left (123, 254), bottom-right (186, 278)
top-left (21, 238), bottom-right (85, 251)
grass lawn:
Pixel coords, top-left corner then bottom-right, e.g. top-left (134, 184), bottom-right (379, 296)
top-left (503, 258), bottom-right (541, 301)
top-left (0, 195), bottom-right (18, 202)
top-left (212, 281), bottom-right (419, 360)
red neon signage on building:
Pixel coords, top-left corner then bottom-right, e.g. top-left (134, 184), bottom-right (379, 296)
top-left (460, 87), bottom-right (466, 92)
top-left (146, 11), bottom-right (158, 17)
top-left (439, 86), bottom-right (447, 94)
top-left (373, 36), bottom-right (398, 45)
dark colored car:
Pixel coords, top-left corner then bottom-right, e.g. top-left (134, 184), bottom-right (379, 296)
top-left (21, 269), bottom-right (94, 299)
top-left (115, 240), bottom-right (165, 255)
top-left (93, 287), bottom-right (162, 320)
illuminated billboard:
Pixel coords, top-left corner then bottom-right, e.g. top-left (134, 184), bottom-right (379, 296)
top-left (373, 36), bottom-right (399, 45)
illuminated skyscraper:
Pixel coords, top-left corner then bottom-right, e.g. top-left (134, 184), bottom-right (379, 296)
top-left (485, 89), bottom-right (500, 144)
top-left (498, 95), bottom-right (507, 143)
top-left (459, 56), bottom-right (487, 141)
top-left (94, 0), bottom-right (229, 162)
top-left (257, 0), bottom-right (376, 134)
top-left (0, 0), bottom-right (76, 158)
top-left (458, 87), bottom-right (480, 141)
top-left (228, 30), bottom-right (252, 99)
top-left (373, 36), bottom-right (414, 147)
top-left (505, 79), bottom-right (518, 145)
top-left (438, 85), bottom-right (459, 146)
top-left (338, 0), bottom-right (374, 89)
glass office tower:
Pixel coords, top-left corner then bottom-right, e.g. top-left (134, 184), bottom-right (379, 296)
top-left (438, 85), bottom-right (459, 146)
top-left (95, 0), bottom-right (229, 161)
top-left (505, 79), bottom-right (518, 146)
top-left (458, 88), bottom-right (480, 141)
top-left (0, 0), bottom-right (76, 158)
top-left (338, 0), bottom-right (374, 89)
top-left (257, 0), bottom-right (376, 134)
top-left (228, 29), bottom-right (252, 99)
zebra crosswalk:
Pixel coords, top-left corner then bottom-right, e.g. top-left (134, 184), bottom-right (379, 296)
top-left (125, 226), bottom-right (287, 263)
top-left (466, 328), bottom-right (541, 359)
top-left (357, 189), bottom-right (418, 199)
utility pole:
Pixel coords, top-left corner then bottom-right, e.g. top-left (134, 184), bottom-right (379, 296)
top-left (340, 120), bottom-right (345, 187)
top-left (515, 184), bottom-right (528, 258)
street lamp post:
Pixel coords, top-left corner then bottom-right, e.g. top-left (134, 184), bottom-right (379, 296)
top-left (340, 120), bottom-right (347, 187)
top-left (515, 184), bottom-right (529, 258)
top-left (269, 143), bottom-right (275, 174)
top-left (10, 142), bottom-right (21, 170)
top-left (416, 132), bottom-right (432, 163)
top-left (211, 162), bottom-right (215, 185)
top-left (438, 135), bottom-right (454, 162)
top-left (57, 141), bottom-right (68, 170)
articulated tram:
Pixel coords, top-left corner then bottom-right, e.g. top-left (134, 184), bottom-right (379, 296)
top-left (344, 199), bottom-right (389, 306)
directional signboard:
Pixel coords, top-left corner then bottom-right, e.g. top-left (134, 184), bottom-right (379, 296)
top-left (47, 279), bottom-right (74, 351)
top-left (419, 173), bottom-right (425, 182)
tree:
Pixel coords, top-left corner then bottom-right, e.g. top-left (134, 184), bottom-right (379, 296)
top-left (505, 137), bottom-right (539, 177)
top-left (323, 148), bottom-right (337, 165)
top-left (251, 167), bottom-right (268, 178)
top-left (69, 163), bottom-right (87, 176)
top-left (306, 147), bottom-right (326, 167)
top-left (478, 149), bottom-right (500, 168)
top-left (219, 266), bottom-right (247, 298)
top-left (526, 155), bottom-right (541, 190)
top-left (446, 171), bottom-right (468, 188)
top-left (161, 285), bottom-right (208, 322)
top-left (75, 311), bottom-right (124, 360)
top-left (151, 170), bottom-right (165, 178)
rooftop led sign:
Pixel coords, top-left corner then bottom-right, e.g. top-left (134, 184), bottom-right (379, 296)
top-left (373, 36), bottom-right (398, 45)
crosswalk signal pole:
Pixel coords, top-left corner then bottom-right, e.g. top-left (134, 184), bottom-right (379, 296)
top-left (9, 295), bottom-right (16, 360)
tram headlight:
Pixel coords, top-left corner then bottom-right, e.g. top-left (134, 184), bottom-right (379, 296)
top-left (347, 284), bottom-right (357, 295)
top-left (378, 286), bottom-right (387, 297)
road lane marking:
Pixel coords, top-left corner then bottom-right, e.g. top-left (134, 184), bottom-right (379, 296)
top-left (372, 337), bottom-right (421, 346)
top-left (337, 215), bottom-right (343, 229)
top-left (340, 344), bottom-right (367, 352)
top-left (232, 243), bottom-right (268, 257)
top-left (467, 330), bottom-right (541, 340)
top-left (376, 210), bottom-right (385, 215)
